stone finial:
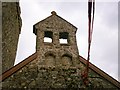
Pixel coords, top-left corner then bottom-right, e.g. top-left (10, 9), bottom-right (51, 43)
top-left (51, 11), bottom-right (57, 15)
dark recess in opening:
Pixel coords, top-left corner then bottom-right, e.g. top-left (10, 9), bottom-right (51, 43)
top-left (44, 31), bottom-right (53, 43)
top-left (59, 32), bottom-right (69, 44)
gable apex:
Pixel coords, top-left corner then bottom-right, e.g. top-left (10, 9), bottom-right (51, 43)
top-left (33, 11), bottom-right (77, 35)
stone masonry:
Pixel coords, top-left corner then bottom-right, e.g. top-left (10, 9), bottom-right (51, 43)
top-left (0, 1), bottom-right (2, 76)
top-left (2, 57), bottom-right (117, 88)
top-left (2, 11), bottom-right (119, 89)
top-left (34, 11), bottom-right (79, 68)
top-left (2, 2), bottom-right (22, 73)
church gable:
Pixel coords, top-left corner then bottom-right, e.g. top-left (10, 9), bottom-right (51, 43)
top-left (33, 11), bottom-right (79, 68)
top-left (33, 11), bottom-right (77, 35)
top-left (1, 11), bottom-right (120, 89)
top-left (1, 53), bottom-right (120, 88)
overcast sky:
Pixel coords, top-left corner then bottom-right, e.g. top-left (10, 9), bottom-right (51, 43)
top-left (15, 0), bottom-right (119, 81)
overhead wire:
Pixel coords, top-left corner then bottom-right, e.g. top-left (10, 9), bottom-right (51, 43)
top-left (81, 0), bottom-right (95, 86)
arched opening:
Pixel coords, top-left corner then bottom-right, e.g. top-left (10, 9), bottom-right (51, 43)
top-left (61, 54), bottom-right (72, 66)
top-left (45, 53), bottom-right (55, 67)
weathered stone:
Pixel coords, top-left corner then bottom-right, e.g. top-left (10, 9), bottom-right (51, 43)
top-left (2, 2), bottom-right (22, 73)
top-left (2, 11), bottom-right (119, 89)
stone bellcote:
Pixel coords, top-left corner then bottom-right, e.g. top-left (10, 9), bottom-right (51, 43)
top-left (33, 11), bottom-right (79, 67)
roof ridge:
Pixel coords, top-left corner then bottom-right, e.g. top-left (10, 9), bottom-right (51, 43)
top-left (1, 53), bottom-right (120, 88)
top-left (79, 55), bottom-right (120, 88)
top-left (0, 53), bottom-right (37, 82)
top-left (33, 13), bottom-right (77, 35)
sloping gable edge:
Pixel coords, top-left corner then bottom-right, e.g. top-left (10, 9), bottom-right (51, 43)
top-left (79, 55), bottom-right (120, 88)
top-left (0, 53), bottom-right (37, 82)
top-left (1, 53), bottom-right (120, 88)
top-left (33, 14), bottom-right (77, 35)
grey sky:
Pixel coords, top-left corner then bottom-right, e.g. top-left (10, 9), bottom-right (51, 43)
top-left (15, 0), bottom-right (119, 81)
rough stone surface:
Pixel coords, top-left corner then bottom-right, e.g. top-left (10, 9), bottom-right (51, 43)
top-left (0, 2), bottom-right (2, 89)
top-left (2, 58), bottom-right (117, 89)
top-left (2, 2), bottom-right (22, 73)
top-left (0, 2), bottom-right (2, 75)
top-left (1, 12), bottom-right (119, 89)
top-left (34, 13), bottom-right (80, 68)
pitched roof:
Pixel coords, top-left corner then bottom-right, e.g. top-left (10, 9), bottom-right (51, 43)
top-left (0, 52), bottom-right (120, 88)
top-left (0, 53), bottom-right (37, 82)
top-left (79, 56), bottom-right (120, 88)
top-left (33, 11), bottom-right (77, 35)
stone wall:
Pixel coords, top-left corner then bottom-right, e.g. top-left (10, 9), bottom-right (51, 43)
top-left (2, 58), bottom-right (118, 89)
top-left (2, 2), bottom-right (22, 73)
top-left (0, 2), bottom-right (2, 89)
top-left (34, 13), bottom-right (80, 68)
top-left (2, 11), bottom-right (118, 89)
top-left (0, 1), bottom-right (2, 75)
